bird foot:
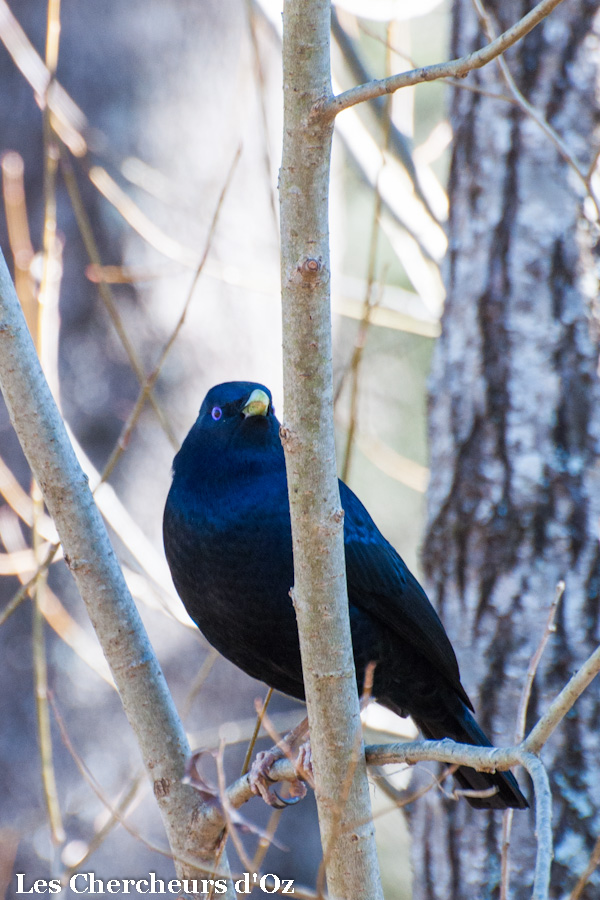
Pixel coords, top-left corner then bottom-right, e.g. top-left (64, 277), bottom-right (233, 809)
top-left (294, 740), bottom-right (313, 784)
top-left (248, 745), bottom-right (310, 808)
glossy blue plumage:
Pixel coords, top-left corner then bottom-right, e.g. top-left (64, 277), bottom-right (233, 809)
top-left (163, 381), bottom-right (528, 810)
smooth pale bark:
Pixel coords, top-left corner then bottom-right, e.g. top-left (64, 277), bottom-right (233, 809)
top-left (0, 252), bottom-right (233, 899)
top-left (414, 2), bottom-right (600, 898)
top-left (279, 2), bottom-right (383, 898)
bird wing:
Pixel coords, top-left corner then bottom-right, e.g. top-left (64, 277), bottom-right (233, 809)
top-left (340, 481), bottom-right (473, 710)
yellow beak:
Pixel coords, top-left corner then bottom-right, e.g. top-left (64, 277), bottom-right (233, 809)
top-left (242, 389), bottom-right (270, 417)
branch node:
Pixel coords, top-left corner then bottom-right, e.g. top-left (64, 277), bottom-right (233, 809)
top-left (63, 554), bottom-right (88, 571)
top-left (332, 507), bottom-right (344, 524)
top-left (301, 256), bottom-right (322, 277)
top-left (280, 423), bottom-right (300, 452)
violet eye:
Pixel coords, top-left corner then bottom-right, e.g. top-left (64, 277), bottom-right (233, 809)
top-left (211, 406), bottom-right (222, 421)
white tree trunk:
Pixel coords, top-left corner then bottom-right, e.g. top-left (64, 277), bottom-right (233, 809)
top-left (413, 2), bottom-right (600, 898)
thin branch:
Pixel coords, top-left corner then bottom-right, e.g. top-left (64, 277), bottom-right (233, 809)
top-left (33, 30), bottom-right (65, 839)
top-left (62, 772), bottom-right (145, 879)
top-left (225, 737), bottom-right (552, 897)
top-left (339, 71), bottom-right (390, 482)
top-left (181, 648), bottom-right (220, 722)
top-left (0, 250), bottom-right (232, 895)
top-left (319, 0), bottom-right (566, 120)
top-left (241, 687), bottom-right (273, 777)
top-left (250, 806), bottom-right (283, 880)
top-left (330, 6), bottom-right (439, 225)
top-left (0, 0), bottom-right (86, 155)
top-left (519, 752), bottom-right (553, 900)
top-left (500, 581), bottom-right (563, 900)
top-left (51, 696), bottom-right (230, 882)
top-left (524, 641), bottom-right (600, 754)
top-left (245, 0), bottom-right (279, 233)
top-left (0, 454), bottom-right (57, 539)
top-left (1, 152), bottom-right (36, 324)
top-left (88, 166), bottom-right (198, 267)
top-left (59, 152), bottom-right (178, 448)
top-left (500, 810), bottom-right (514, 900)
top-left (0, 541), bottom-right (59, 626)
top-left (516, 581), bottom-right (564, 744)
top-left (587, 144), bottom-right (600, 182)
top-left (214, 741), bottom-right (254, 874)
top-left (32, 571), bottom-right (65, 844)
top-left (97, 144), bottom-right (241, 485)
top-left (225, 740), bottom-right (517, 809)
top-left (569, 832), bottom-right (600, 900)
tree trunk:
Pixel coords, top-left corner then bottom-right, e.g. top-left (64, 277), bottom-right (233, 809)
top-left (413, 2), bottom-right (600, 898)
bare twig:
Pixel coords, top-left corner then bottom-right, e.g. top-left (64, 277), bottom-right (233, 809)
top-left (0, 455), bottom-right (57, 539)
top-left (31, 19), bottom-right (65, 839)
top-left (250, 806), bottom-right (283, 876)
top-left (339, 33), bottom-right (392, 484)
top-left (241, 687), bottom-right (273, 776)
top-left (500, 809), bottom-right (515, 900)
top-left (214, 741), bottom-right (254, 873)
top-left (32, 569), bottom-right (65, 844)
top-left (98, 146), bottom-right (241, 484)
top-left (519, 752), bottom-right (553, 900)
top-left (181, 648), bottom-right (220, 722)
top-left (500, 581), bottom-right (564, 896)
top-left (319, 0), bottom-right (566, 120)
top-left (59, 151), bottom-right (178, 447)
top-left (331, 6), bottom-right (439, 225)
top-left (569, 832), bottom-right (600, 900)
top-left (0, 0), bottom-right (86, 155)
top-left (515, 581), bottom-right (565, 745)
top-left (50, 696), bottom-right (230, 882)
top-left (88, 166), bottom-right (198, 267)
top-left (524, 643), bottom-right (600, 754)
top-left (244, 0), bottom-right (279, 232)
top-left (1, 152), bottom-right (35, 324)
top-left (0, 250), bottom-right (233, 893)
top-left (0, 541), bottom-right (59, 626)
top-left (61, 773), bottom-right (145, 878)
top-left (371, 764), bottom-right (457, 813)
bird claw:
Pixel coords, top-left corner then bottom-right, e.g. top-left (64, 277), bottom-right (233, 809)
top-left (294, 740), bottom-right (313, 784)
top-left (269, 787), bottom-right (303, 808)
top-left (248, 748), bottom-right (308, 808)
top-left (248, 750), bottom-right (282, 807)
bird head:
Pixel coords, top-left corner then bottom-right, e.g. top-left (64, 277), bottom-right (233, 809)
top-left (200, 381), bottom-right (276, 430)
top-left (172, 382), bottom-right (282, 482)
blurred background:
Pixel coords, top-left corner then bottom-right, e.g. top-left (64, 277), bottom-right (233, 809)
top-left (0, 0), bottom-right (453, 897)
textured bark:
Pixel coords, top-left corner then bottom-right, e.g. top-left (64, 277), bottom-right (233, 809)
top-left (0, 252), bottom-right (234, 899)
top-left (413, 2), bottom-right (600, 899)
top-left (279, 2), bottom-right (383, 897)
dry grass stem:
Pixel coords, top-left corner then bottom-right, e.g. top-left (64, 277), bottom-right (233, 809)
top-left (241, 687), bottom-right (273, 777)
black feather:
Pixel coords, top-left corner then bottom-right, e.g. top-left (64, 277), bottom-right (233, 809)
top-left (163, 381), bottom-right (528, 811)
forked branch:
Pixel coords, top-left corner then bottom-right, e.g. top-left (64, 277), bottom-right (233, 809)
top-left (318, 0), bottom-right (566, 120)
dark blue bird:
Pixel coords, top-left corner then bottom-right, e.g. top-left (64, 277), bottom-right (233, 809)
top-left (163, 381), bottom-right (528, 810)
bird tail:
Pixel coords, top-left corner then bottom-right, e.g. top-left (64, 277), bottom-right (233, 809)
top-left (413, 706), bottom-right (529, 810)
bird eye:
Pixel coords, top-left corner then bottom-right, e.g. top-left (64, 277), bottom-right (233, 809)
top-left (211, 406), bottom-right (222, 421)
